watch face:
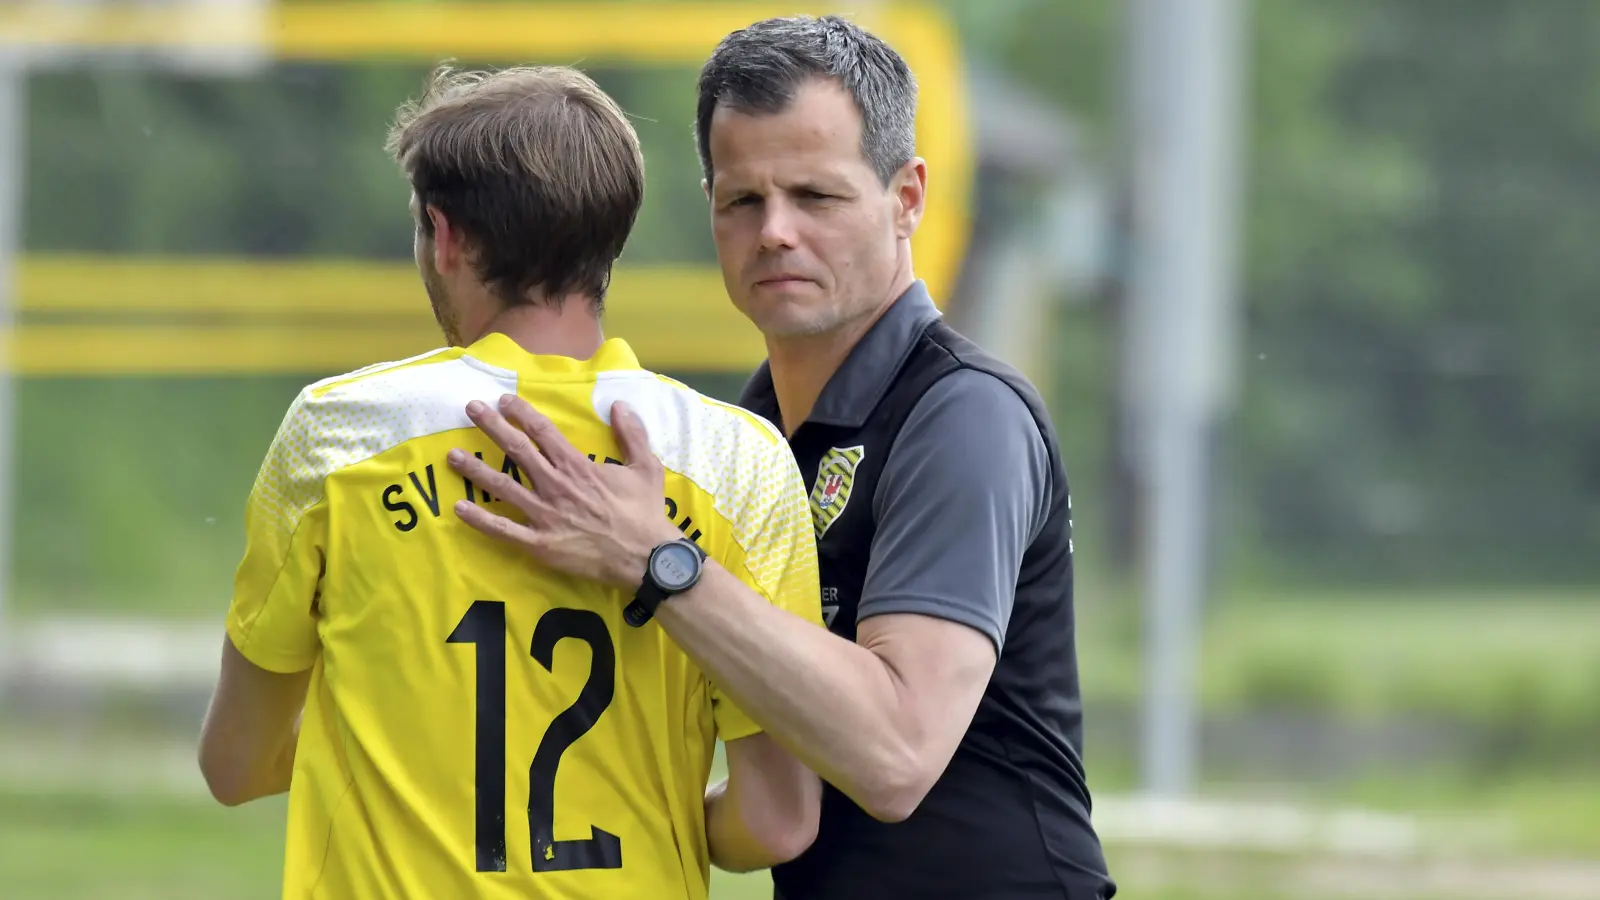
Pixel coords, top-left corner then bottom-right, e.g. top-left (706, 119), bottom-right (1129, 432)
top-left (650, 542), bottom-right (701, 592)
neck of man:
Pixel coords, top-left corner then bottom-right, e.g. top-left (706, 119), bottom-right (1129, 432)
top-left (767, 264), bottom-right (916, 437)
top-left (472, 294), bottom-right (606, 361)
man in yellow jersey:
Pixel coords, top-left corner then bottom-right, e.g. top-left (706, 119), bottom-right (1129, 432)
top-left (196, 64), bottom-right (823, 900)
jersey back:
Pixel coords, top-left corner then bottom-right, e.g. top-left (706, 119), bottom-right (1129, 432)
top-left (225, 334), bottom-right (821, 900)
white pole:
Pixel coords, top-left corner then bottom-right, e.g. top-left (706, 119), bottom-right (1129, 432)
top-left (1129, 0), bottom-right (1248, 797)
top-left (0, 52), bottom-right (23, 689)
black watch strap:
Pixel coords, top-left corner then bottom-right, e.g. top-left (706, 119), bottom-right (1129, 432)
top-left (623, 581), bottom-right (667, 629)
top-left (624, 540), bottom-right (707, 628)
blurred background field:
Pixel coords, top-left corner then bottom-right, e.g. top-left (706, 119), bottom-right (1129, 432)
top-left (2, 1), bottom-right (1599, 898)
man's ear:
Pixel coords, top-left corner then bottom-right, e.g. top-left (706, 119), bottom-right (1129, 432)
top-left (892, 158), bottom-right (928, 240)
top-left (425, 204), bottom-right (458, 272)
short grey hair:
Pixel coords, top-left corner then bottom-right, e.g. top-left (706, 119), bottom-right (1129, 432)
top-left (694, 14), bottom-right (918, 186)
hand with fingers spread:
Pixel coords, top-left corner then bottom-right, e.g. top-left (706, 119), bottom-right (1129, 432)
top-left (446, 394), bottom-right (685, 590)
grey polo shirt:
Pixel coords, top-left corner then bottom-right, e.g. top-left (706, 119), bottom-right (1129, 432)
top-left (759, 282), bottom-right (1052, 651)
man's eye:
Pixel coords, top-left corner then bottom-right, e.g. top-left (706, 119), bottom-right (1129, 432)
top-left (801, 190), bottom-right (832, 201)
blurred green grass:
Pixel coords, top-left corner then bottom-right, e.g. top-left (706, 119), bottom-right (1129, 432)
top-left (0, 737), bottom-right (777, 899)
top-left (5, 787), bottom-right (1592, 900)
top-left (1327, 769), bottom-right (1600, 859)
top-left (0, 790), bottom-right (778, 900)
top-left (1071, 585), bottom-right (1600, 733)
top-left (3, 730), bottom-right (1596, 899)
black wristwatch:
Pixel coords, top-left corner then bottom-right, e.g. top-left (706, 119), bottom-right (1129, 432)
top-left (624, 538), bottom-right (707, 627)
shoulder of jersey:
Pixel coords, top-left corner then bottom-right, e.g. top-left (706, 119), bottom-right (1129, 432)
top-left (284, 346), bottom-right (518, 479)
top-left (592, 368), bottom-right (791, 507)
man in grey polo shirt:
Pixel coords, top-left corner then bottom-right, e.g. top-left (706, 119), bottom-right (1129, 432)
top-left (445, 14), bottom-right (1115, 900)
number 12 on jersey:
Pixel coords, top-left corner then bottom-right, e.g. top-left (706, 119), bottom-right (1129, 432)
top-left (447, 601), bottom-right (623, 873)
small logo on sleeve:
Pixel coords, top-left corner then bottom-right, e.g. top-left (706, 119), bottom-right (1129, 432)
top-left (808, 445), bottom-right (865, 539)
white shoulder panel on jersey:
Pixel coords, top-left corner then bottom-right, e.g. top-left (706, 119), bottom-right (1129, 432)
top-left (252, 355), bottom-right (520, 538)
top-left (590, 369), bottom-right (806, 585)
top-left (305, 345), bottom-right (457, 394)
top-left (300, 354), bottom-right (520, 480)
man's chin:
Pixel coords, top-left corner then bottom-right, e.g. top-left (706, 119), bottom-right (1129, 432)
top-left (735, 291), bottom-right (845, 339)
top-left (752, 311), bottom-right (842, 340)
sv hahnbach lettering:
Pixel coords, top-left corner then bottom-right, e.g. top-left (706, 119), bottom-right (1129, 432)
top-left (379, 451), bottom-right (701, 541)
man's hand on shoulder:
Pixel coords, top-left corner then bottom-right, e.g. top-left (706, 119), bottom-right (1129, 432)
top-left (446, 395), bottom-right (682, 589)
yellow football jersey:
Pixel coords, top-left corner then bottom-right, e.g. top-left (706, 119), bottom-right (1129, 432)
top-left (225, 333), bottom-right (821, 900)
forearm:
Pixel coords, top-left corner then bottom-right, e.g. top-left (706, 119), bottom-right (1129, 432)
top-left (200, 707), bottom-right (303, 806)
top-left (239, 716), bottom-right (302, 803)
top-left (704, 778), bottom-right (777, 872)
top-left (659, 565), bottom-right (917, 817)
top-left (261, 717), bottom-right (301, 798)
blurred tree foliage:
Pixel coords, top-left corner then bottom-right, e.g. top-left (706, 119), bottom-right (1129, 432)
top-left (961, 0), bottom-right (1600, 584)
top-left (12, 0), bottom-right (1600, 611)
top-left (25, 59), bottom-right (713, 263)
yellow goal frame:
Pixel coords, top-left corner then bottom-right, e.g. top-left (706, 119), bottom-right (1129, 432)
top-left (3, 1), bottom-right (972, 376)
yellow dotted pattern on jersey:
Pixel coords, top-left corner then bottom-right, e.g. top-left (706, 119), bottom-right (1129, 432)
top-left (245, 391), bottom-right (324, 557)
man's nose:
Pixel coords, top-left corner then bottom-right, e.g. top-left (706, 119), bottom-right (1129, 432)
top-left (758, 198), bottom-right (799, 251)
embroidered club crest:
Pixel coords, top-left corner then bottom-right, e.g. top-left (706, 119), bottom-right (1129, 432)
top-left (809, 445), bottom-right (865, 539)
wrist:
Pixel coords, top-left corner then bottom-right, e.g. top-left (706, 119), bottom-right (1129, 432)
top-left (623, 524), bottom-right (688, 588)
top-left (625, 533), bottom-right (708, 628)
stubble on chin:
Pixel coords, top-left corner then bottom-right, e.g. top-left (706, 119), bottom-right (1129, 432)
top-left (741, 292), bottom-right (851, 340)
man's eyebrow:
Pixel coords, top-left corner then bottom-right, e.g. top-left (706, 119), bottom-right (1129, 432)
top-left (711, 184), bottom-right (755, 201)
top-left (793, 180), bottom-right (859, 197)
top-left (779, 173), bottom-right (851, 191)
